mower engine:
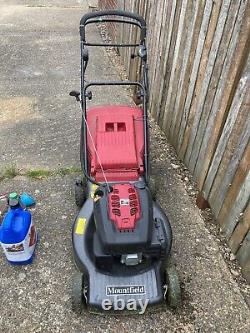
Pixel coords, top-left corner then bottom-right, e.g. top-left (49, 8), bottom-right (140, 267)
top-left (93, 183), bottom-right (170, 270)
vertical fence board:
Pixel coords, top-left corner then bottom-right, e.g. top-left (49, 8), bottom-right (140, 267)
top-left (222, 171), bottom-right (249, 238)
top-left (210, 113), bottom-right (250, 218)
top-left (193, 0), bottom-right (243, 182)
top-left (157, 1), bottom-right (183, 125)
top-left (182, 0), bottom-right (223, 166)
top-left (173, 1), bottom-right (221, 143)
top-left (229, 203), bottom-right (250, 253)
top-left (195, 1), bottom-right (250, 190)
top-left (150, 0), bottom-right (168, 87)
top-left (148, 0), bottom-right (164, 85)
top-left (169, 0), bottom-right (201, 142)
top-left (128, 0), bottom-right (140, 82)
top-left (206, 79), bottom-right (249, 217)
top-left (172, 0), bottom-right (206, 147)
top-left (148, 0), bottom-right (165, 114)
top-left (150, 0), bottom-right (174, 119)
top-left (218, 144), bottom-right (250, 235)
top-left (151, 0), bottom-right (178, 119)
top-left (186, 0), bottom-right (232, 171)
top-left (177, 0), bottom-right (214, 158)
top-left (236, 231), bottom-right (250, 281)
top-left (162, 0), bottom-right (189, 133)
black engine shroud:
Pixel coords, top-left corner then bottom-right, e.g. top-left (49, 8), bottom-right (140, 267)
top-left (93, 183), bottom-right (172, 270)
top-left (72, 182), bottom-right (173, 310)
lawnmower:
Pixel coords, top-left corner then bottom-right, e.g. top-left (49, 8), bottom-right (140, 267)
top-left (70, 10), bottom-right (181, 314)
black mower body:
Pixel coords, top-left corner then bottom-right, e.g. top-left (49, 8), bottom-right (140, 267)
top-left (72, 181), bottom-right (172, 311)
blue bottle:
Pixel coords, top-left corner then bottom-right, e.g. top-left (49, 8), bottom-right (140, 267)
top-left (0, 193), bottom-right (37, 265)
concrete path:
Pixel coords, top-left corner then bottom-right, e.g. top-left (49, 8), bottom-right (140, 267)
top-left (0, 1), bottom-right (249, 333)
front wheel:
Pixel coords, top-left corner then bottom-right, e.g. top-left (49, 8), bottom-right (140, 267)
top-left (165, 265), bottom-right (181, 308)
top-left (72, 272), bottom-right (86, 314)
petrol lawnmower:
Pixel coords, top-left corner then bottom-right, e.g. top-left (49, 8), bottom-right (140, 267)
top-left (70, 10), bottom-right (181, 314)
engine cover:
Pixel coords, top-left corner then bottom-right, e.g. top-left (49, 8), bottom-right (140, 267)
top-left (94, 183), bottom-right (153, 254)
top-left (108, 184), bottom-right (141, 231)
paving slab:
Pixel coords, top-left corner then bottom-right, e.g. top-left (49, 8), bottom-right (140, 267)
top-left (0, 0), bottom-right (131, 170)
top-left (0, 1), bottom-right (249, 333)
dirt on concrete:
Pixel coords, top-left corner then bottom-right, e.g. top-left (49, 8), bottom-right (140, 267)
top-left (0, 1), bottom-right (249, 333)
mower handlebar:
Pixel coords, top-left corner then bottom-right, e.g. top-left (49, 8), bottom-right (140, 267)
top-left (80, 10), bottom-right (146, 42)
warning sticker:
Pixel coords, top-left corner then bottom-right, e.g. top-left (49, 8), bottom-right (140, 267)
top-left (90, 184), bottom-right (99, 199)
top-left (75, 218), bottom-right (87, 235)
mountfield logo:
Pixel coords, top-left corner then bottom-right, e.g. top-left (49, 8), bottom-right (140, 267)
top-left (106, 285), bottom-right (145, 296)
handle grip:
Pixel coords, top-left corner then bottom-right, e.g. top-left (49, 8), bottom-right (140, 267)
top-left (80, 10), bottom-right (146, 42)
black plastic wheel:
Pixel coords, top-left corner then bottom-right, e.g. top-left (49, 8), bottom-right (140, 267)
top-left (72, 272), bottom-right (84, 314)
top-left (75, 177), bottom-right (87, 208)
top-left (165, 264), bottom-right (181, 308)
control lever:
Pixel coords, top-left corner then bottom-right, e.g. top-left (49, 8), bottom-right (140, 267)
top-left (69, 90), bottom-right (80, 102)
top-left (85, 90), bottom-right (92, 100)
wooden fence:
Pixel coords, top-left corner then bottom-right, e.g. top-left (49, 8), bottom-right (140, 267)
top-left (98, 0), bottom-right (250, 282)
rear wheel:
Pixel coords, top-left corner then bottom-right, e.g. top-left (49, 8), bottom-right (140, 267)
top-left (75, 177), bottom-right (87, 208)
top-left (165, 264), bottom-right (181, 308)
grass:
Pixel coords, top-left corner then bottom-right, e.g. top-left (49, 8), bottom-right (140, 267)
top-left (26, 166), bottom-right (81, 179)
top-left (25, 169), bottom-right (53, 179)
top-left (56, 166), bottom-right (81, 176)
top-left (0, 165), bottom-right (82, 181)
top-left (0, 165), bottom-right (19, 182)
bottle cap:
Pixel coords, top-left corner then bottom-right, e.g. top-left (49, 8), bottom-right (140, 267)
top-left (9, 192), bottom-right (18, 200)
top-left (20, 192), bottom-right (36, 207)
top-left (9, 192), bottom-right (19, 207)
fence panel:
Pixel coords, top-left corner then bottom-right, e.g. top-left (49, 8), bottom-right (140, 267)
top-left (98, 0), bottom-right (250, 282)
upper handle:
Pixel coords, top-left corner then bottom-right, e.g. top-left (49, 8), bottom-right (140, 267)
top-left (80, 10), bottom-right (146, 42)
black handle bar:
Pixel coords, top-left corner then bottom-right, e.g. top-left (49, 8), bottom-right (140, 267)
top-left (80, 10), bottom-right (146, 42)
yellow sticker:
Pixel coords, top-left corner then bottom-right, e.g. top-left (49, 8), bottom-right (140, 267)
top-left (90, 184), bottom-right (99, 198)
top-left (75, 218), bottom-right (87, 235)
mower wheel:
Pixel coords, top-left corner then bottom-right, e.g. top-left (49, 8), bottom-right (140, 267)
top-left (75, 177), bottom-right (87, 208)
top-left (165, 264), bottom-right (181, 308)
top-left (72, 272), bottom-right (85, 314)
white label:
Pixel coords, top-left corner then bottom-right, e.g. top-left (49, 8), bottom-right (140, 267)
top-left (120, 199), bottom-right (129, 206)
top-left (1, 220), bottom-right (36, 262)
top-left (106, 285), bottom-right (146, 296)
